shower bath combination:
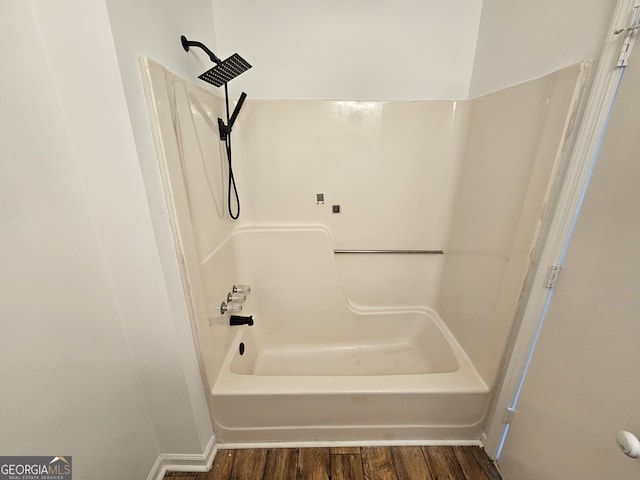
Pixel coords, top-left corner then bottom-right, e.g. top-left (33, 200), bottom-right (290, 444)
top-left (140, 48), bottom-right (590, 445)
top-left (180, 35), bottom-right (251, 220)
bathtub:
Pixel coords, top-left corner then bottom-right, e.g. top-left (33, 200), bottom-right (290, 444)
top-left (212, 307), bottom-right (489, 444)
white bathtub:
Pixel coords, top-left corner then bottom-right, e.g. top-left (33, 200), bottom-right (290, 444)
top-left (212, 308), bottom-right (489, 444)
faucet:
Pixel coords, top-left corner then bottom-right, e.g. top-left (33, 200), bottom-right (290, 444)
top-left (230, 315), bottom-right (254, 326)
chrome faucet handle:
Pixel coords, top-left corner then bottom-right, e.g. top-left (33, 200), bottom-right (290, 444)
top-left (220, 301), bottom-right (242, 315)
top-left (227, 292), bottom-right (247, 303)
top-left (232, 284), bottom-right (251, 294)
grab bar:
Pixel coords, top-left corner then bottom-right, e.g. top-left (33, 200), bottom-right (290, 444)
top-left (333, 249), bottom-right (444, 254)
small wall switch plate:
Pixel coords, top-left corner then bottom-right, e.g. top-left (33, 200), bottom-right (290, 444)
top-left (316, 193), bottom-right (324, 205)
top-left (332, 204), bottom-right (341, 214)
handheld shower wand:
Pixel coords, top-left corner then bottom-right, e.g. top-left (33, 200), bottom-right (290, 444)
top-left (218, 91), bottom-right (247, 141)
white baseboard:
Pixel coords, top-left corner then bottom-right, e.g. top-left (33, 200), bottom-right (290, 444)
top-left (217, 438), bottom-right (483, 450)
top-left (147, 435), bottom-right (216, 480)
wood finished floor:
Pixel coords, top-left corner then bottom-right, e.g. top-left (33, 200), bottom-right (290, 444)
top-left (164, 446), bottom-right (501, 479)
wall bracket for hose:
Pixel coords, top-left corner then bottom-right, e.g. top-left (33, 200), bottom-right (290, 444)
top-left (218, 118), bottom-right (229, 141)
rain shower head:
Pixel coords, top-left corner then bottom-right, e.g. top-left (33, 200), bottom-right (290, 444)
top-left (180, 35), bottom-right (251, 87)
top-left (198, 53), bottom-right (252, 87)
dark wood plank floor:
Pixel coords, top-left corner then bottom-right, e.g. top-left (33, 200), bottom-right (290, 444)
top-left (164, 446), bottom-right (501, 479)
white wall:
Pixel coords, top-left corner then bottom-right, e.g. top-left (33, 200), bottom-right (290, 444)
top-left (211, 0), bottom-right (619, 100)
top-left (101, 0), bottom-right (220, 453)
top-left (2, 0), bottom-right (214, 467)
top-left (211, 0), bottom-right (483, 100)
top-left (470, 0), bottom-right (617, 97)
top-left (0, 2), bottom-right (158, 478)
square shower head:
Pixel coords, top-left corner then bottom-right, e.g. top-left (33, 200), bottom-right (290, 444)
top-left (198, 53), bottom-right (252, 87)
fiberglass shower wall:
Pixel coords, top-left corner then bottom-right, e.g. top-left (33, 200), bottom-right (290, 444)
top-left (230, 64), bottom-right (588, 388)
top-left (141, 58), bottom-right (240, 402)
top-left (142, 57), bottom-right (588, 391)
top-left (439, 64), bottom-right (589, 386)
top-left (233, 99), bottom-right (469, 308)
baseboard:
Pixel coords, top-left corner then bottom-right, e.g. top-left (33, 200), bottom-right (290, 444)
top-left (147, 435), bottom-right (216, 480)
top-left (217, 438), bottom-right (483, 450)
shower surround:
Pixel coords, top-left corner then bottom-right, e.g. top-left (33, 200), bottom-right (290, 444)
top-left (140, 57), bottom-right (588, 443)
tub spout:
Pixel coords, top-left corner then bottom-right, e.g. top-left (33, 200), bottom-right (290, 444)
top-left (230, 315), bottom-right (254, 326)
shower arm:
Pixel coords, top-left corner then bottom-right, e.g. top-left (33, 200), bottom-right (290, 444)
top-left (180, 35), bottom-right (221, 64)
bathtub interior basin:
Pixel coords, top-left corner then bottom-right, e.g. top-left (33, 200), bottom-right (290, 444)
top-left (231, 312), bottom-right (458, 376)
top-left (212, 309), bottom-right (489, 444)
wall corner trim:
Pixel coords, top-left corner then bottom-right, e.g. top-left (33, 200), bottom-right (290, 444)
top-left (147, 435), bottom-right (217, 480)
